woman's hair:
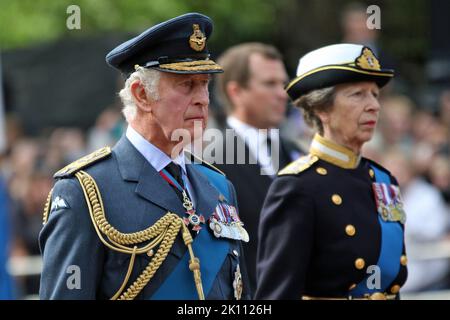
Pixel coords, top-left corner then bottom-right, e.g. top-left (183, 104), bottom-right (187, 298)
top-left (293, 86), bottom-right (335, 135)
top-left (119, 67), bottom-right (160, 122)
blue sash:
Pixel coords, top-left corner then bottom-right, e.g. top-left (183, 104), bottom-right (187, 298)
top-left (350, 165), bottom-right (403, 296)
top-left (152, 165), bottom-right (231, 299)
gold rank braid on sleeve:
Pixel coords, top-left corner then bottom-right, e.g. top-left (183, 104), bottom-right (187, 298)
top-left (42, 170), bottom-right (205, 300)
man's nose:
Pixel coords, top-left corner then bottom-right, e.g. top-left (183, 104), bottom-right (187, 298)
top-left (195, 85), bottom-right (210, 106)
top-left (275, 83), bottom-right (288, 102)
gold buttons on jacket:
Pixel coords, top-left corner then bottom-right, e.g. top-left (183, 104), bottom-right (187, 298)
top-left (369, 169), bottom-right (375, 179)
top-left (400, 255), bottom-right (408, 266)
top-left (355, 258), bottom-right (365, 270)
top-left (332, 194), bottom-right (342, 205)
top-left (147, 249), bottom-right (154, 257)
top-left (390, 285), bottom-right (401, 294)
top-left (345, 225), bottom-right (356, 237)
top-left (316, 167), bottom-right (327, 175)
top-left (369, 292), bottom-right (388, 300)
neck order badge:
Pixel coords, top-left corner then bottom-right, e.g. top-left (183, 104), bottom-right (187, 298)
top-left (160, 168), bottom-right (205, 231)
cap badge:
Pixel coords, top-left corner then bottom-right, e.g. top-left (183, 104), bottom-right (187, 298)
top-left (356, 47), bottom-right (381, 71)
top-left (189, 24), bottom-right (206, 52)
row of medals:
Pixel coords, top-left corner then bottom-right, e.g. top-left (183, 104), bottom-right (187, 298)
top-left (181, 189), bottom-right (245, 300)
top-left (372, 183), bottom-right (406, 224)
top-left (209, 201), bottom-right (249, 242)
top-left (181, 189), bottom-right (249, 242)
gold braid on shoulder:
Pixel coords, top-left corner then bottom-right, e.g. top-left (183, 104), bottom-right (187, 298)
top-left (73, 170), bottom-right (205, 300)
top-left (42, 188), bottom-right (53, 225)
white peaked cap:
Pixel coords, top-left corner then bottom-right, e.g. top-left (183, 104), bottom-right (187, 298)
top-left (286, 43), bottom-right (394, 101)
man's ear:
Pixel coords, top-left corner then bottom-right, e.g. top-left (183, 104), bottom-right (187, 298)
top-left (130, 80), bottom-right (152, 112)
top-left (316, 110), bottom-right (330, 125)
top-left (226, 81), bottom-right (243, 105)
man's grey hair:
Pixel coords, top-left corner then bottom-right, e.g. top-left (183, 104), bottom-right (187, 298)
top-left (293, 86), bottom-right (335, 135)
top-left (119, 67), bottom-right (161, 122)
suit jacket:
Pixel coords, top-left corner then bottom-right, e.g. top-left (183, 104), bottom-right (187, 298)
top-left (39, 136), bottom-right (251, 300)
top-left (207, 128), bottom-right (302, 294)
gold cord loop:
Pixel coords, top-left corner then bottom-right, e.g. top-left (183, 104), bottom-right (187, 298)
top-left (74, 170), bottom-right (204, 300)
top-left (182, 223), bottom-right (205, 300)
top-left (111, 246), bottom-right (137, 300)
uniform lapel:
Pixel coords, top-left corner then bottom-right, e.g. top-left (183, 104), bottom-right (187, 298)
top-left (113, 136), bottom-right (186, 216)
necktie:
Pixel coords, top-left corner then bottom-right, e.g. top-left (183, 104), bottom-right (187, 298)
top-left (265, 135), bottom-right (272, 158)
top-left (163, 162), bottom-right (202, 234)
top-left (164, 162), bottom-right (184, 202)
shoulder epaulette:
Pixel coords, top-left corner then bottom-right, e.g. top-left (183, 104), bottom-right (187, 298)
top-left (365, 157), bottom-right (392, 176)
top-left (185, 151), bottom-right (226, 176)
top-left (54, 146), bottom-right (112, 178)
top-left (278, 154), bottom-right (319, 176)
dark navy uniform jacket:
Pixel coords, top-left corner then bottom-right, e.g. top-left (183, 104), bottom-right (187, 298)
top-left (39, 136), bottom-right (250, 300)
top-left (256, 134), bottom-right (407, 300)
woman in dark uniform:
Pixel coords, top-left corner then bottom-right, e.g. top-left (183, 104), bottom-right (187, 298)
top-left (255, 44), bottom-right (407, 300)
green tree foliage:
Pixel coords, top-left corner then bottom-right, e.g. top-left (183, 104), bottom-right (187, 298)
top-left (0, 0), bottom-right (278, 49)
top-left (0, 0), bottom-right (428, 81)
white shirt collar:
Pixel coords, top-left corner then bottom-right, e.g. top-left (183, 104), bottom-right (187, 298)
top-left (227, 116), bottom-right (280, 143)
top-left (126, 125), bottom-right (186, 174)
top-left (227, 116), bottom-right (279, 176)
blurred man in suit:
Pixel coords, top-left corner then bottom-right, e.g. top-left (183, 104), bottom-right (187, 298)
top-left (209, 43), bottom-right (302, 293)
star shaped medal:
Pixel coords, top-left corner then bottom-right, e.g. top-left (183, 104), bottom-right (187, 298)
top-left (181, 189), bottom-right (205, 231)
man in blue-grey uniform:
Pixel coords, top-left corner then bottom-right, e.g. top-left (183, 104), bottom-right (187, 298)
top-left (39, 12), bottom-right (250, 300)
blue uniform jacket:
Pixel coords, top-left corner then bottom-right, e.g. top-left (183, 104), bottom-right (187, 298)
top-left (39, 136), bottom-right (250, 300)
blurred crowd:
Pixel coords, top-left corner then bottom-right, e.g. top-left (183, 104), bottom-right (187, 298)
top-left (0, 105), bottom-right (126, 298)
top-left (369, 89), bottom-right (450, 293)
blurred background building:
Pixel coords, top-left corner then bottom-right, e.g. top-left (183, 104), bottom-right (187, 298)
top-left (0, 0), bottom-right (449, 299)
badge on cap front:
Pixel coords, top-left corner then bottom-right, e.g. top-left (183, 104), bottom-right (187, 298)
top-left (189, 24), bottom-right (206, 51)
top-left (356, 47), bottom-right (381, 71)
